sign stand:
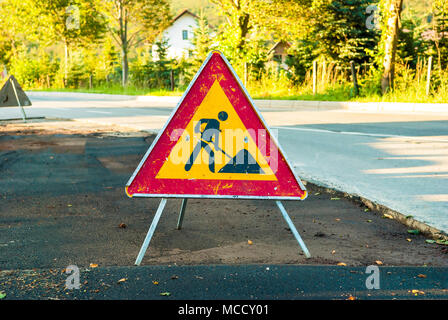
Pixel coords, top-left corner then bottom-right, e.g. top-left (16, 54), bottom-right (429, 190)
top-left (134, 198), bottom-right (167, 266)
top-left (10, 78), bottom-right (27, 122)
top-left (275, 201), bottom-right (311, 258)
top-left (134, 198), bottom-right (310, 266)
top-left (176, 198), bottom-right (188, 230)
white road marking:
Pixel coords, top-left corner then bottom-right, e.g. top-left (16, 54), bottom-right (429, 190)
top-left (273, 126), bottom-right (448, 143)
top-left (86, 110), bottom-right (111, 114)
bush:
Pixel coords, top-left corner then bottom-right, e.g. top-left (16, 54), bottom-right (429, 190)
top-left (9, 49), bottom-right (59, 89)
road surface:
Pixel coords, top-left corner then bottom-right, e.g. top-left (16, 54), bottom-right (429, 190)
top-left (2, 92), bottom-right (448, 234)
top-left (2, 265), bottom-right (448, 300)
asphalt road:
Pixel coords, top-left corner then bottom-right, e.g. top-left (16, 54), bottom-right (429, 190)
top-left (2, 92), bottom-right (448, 235)
top-left (2, 265), bottom-right (448, 300)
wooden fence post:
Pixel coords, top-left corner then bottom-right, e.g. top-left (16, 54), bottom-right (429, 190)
top-left (322, 59), bottom-right (326, 86)
top-left (313, 60), bottom-right (317, 95)
top-left (350, 61), bottom-right (359, 96)
top-left (170, 69), bottom-right (174, 91)
top-left (426, 56), bottom-right (432, 96)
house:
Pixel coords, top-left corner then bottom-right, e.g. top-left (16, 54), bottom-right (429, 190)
top-left (153, 9), bottom-right (199, 60)
top-left (268, 40), bottom-right (291, 70)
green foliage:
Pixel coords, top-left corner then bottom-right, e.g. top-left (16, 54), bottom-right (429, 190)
top-left (286, 39), bottom-right (318, 84)
top-left (131, 40), bottom-right (181, 89)
top-left (9, 49), bottom-right (59, 88)
top-left (311, 0), bottom-right (380, 65)
top-left (0, 0), bottom-right (445, 103)
top-left (33, 0), bottom-right (107, 47)
top-left (102, 0), bottom-right (172, 85)
top-left (0, 0), bottom-right (39, 65)
top-left (190, 10), bottom-right (215, 69)
top-left (430, 0), bottom-right (448, 70)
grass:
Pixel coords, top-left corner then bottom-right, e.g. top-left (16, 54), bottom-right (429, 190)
top-left (27, 72), bottom-right (448, 104)
top-left (28, 84), bottom-right (185, 97)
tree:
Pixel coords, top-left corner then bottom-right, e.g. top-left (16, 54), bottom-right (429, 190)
top-left (190, 10), bottom-right (214, 68)
top-left (211, 0), bottom-right (309, 75)
top-left (212, 0), bottom-right (251, 50)
top-left (310, 0), bottom-right (379, 65)
top-left (0, 0), bottom-right (38, 65)
top-left (33, 0), bottom-right (107, 85)
top-left (431, 0), bottom-right (448, 70)
top-left (102, 0), bottom-right (171, 87)
top-left (379, 0), bottom-right (404, 94)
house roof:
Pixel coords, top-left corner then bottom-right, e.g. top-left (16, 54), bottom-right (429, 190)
top-left (268, 40), bottom-right (291, 55)
top-left (172, 9), bottom-right (199, 24)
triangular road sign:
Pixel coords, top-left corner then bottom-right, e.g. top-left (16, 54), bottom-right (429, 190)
top-left (0, 75), bottom-right (32, 107)
top-left (126, 51), bottom-right (307, 200)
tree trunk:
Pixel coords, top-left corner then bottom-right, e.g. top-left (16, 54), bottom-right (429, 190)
top-left (237, 13), bottom-right (250, 51)
top-left (381, 0), bottom-right (403, 94)
top-left (122, 47), bottom-right (128, 87)
top-left (64, 42), bottom-right (68, 88)
top-left (118, 3), bottom-right (129, 87)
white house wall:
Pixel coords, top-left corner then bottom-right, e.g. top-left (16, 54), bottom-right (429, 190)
top-left (156, 14), bottom-right (198, 60)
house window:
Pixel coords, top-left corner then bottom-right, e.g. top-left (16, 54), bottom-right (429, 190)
top-left (182, 30), bottom-right (188, 40)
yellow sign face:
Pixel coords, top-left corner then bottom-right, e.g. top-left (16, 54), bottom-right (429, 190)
top-left (156, 80), bottom-right (277, 181)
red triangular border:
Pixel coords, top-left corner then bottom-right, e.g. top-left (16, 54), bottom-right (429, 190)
top-left (126, 51), bottom-right (307, 200)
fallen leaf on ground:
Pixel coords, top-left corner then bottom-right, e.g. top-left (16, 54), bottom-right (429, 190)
top-left (0, 291), bottom-right (6, 299)
top-left (331, 250), bottom-right (336, 254)
top-left (160, 292), bottom-right (171, 296)
top-left (417, 274), bottom-right (427, 278)
top-left (410, 289), bottom-right (425, 295)
top-left (375, 260), bottom-right (383, 265)
top-left (425, 239), bottom-right (436, 244)
top-left (67, 204), bottom-right (72, 207)
top-left (346, 296), bottom-right (356, 300)
top-left (335, 218), bottom-right (341, 222)
top-left (247, 240), bottom-right (253, 245)
top-left (152, 281), bottom-right (159, 285)
top-left (406, 238), bottom-right (412, 242)
top-left (89, 263), bottom-right (98, 268)
top-left (382, 214), bottom-right (393, 219)
top-left (314, 192), bottom-right (320, 196)
top-left (330, 197), bottom-right (340, 200)
top-left (407, 229), bottom-right (420, 235)
top-left (117, 278), bottom-right (127, 283)
top-left (118, 223), bottom-right (127, 229)
top-left (337, 262), bottom-right (347, 266)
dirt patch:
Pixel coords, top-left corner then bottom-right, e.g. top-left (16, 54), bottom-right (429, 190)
top-left (0, 118), bottom-right (146, 137)
top-left (0, 123), bottom-right (447, 269)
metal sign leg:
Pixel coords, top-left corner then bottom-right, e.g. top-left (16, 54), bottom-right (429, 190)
top-left (135, 198), bottom-right (168, 266)
top-left (276, 201), bottom-right (311, 258)
top-left (10, 79), bottom-right (27, 122)
top-left (176, 198), bottom-right (188, 230)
